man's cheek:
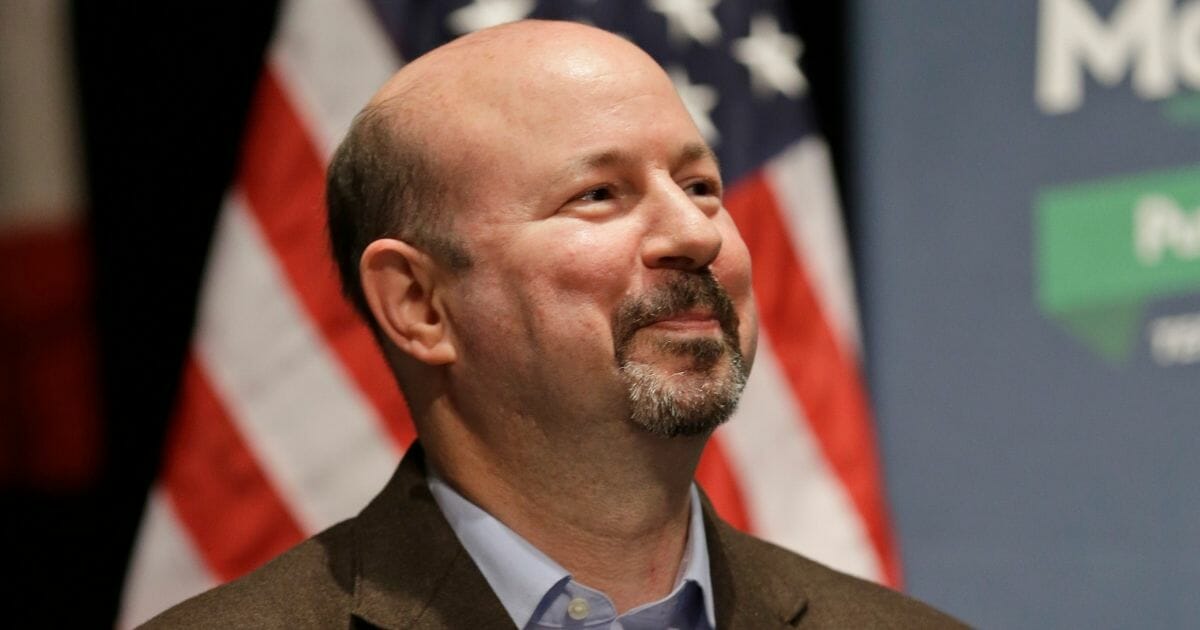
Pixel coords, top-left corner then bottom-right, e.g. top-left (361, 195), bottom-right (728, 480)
top-left (712, 218), bottom-right (753, 281)
top-left (713, 254), bottom-right (754, 307)
top-left (525, 286), bottom-right (615, 352)
top-left (739, 301), bottom-right (760, 371)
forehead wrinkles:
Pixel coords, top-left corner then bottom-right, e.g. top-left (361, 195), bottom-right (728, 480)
top-left (375, 21), bottom-right (697, 214)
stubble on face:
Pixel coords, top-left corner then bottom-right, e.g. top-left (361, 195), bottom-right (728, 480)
top-left (612, 272), bottom-right (748, 438)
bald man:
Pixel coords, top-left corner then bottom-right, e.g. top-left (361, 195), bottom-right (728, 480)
top-left (144, 20), bottom-right (964, 629)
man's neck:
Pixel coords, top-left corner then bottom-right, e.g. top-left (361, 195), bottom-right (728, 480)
top-left (421, 403), bottom-right (706, 613)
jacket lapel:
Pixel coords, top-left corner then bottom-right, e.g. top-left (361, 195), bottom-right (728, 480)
top-left (345, 446), bottom-right (808, 629)
top-left (703, 496), bottom-right (809, 629)
top-left (349, 444), bottom-right (514, 629)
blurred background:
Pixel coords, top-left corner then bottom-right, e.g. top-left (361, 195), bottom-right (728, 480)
top-left (2, 0), bottom-right (1197, 627)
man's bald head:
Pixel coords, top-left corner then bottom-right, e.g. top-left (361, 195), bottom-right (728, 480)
top-left (326, 21), bottom-right (688, 323)
top-left (369, 20), bottom-right (664, 120)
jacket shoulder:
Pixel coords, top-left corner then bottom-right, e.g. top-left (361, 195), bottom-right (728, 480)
top-left (138, 519), bottom-right (357, 630)
top-left (717, 525), bottom-right (968, 628)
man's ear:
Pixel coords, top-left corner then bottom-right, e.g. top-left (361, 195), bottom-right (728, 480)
top-left (360, 238), bottom-right (457, 365)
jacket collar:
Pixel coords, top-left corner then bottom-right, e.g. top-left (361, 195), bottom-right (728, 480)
top-left (347, 443), bottom-right (809, 629)
top-left (349, 443), bottom-right (513, 629)
top-left (702, 494), bottom-right (809, 628)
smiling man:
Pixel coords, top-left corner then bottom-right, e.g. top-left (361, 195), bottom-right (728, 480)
top-left (144, 20), bottom-right (963, 629)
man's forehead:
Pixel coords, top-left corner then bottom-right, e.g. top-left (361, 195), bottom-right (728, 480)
top-left (370, 22), bottom-right (693, 160)
top-left (555, 142), bottom-right (721, 184)
top-left (361, 18), bottom-right (710, 215)
top-left (574, 143), bottom-right (718, 170)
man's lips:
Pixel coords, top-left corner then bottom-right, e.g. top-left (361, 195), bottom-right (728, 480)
top-left (643, 310), bottom-right (722, 332)
top-left (611, 272), bottom-right (740, 361)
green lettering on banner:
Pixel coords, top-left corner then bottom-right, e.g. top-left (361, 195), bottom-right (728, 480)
top-left (1036, 164), bottom-right (1200, 363)
top-left (1163, 92), bottom-right (1200, 127)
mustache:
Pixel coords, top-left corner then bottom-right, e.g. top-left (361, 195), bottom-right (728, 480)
top-left (611, 270), bottom-right (740, 354)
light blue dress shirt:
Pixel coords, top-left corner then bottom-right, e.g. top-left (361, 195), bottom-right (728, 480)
top-left (428, 472), bottom-right (716, 630)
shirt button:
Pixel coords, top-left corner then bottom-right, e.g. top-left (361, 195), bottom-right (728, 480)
top-left (567, 597), bottom-right (590, 620)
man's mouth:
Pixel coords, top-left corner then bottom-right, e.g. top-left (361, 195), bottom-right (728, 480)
top-left (643, 308), bottom-right (721, 333)
top-left (611, 270), bottom-right (741, 363)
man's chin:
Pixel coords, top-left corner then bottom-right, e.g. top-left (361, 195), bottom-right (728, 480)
top-left (623, 334), bottom-right (726, 371)
top-left (618, 352), bottom-right (748, 439)
top-left (632, 354), bottom-right (733, 384)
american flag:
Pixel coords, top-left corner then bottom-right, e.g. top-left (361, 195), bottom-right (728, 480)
top-left (119, 0), bottom-right (898, 625)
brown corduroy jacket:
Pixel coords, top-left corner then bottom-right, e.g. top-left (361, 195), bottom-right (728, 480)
top-left (142, 444), bottom-right (967, 629)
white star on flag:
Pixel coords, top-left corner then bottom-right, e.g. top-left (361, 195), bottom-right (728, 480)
top-left (648, 0), bottom-right (722, 46)
top-left (732, 14), bottom-right (807, 98)
top-left (447, 0), bottom-right (535, 34)
top-left (668, 66), bottom-right (719, 145)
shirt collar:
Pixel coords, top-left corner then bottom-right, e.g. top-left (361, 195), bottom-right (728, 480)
top-left (681, 483), bottom-right (717, 627)
top-left (427, 472), bottom-right (716, 629)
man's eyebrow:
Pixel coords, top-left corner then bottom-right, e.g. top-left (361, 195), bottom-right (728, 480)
top-left (677, 142), bottom-right (720, 173)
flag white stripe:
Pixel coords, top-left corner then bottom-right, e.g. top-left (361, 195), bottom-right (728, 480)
top-left (270, 0), bottom-right (400, 160)
top-left (117, 488), bottom-right (218, 629)
top-left (765, 138), bottom-right (864, 354)
top-left (119, 1), bottom-right (402, 616)
top-left (195, 193), bottom-right (400, 532)
top-left (721, 333), bottom-right (882, 581)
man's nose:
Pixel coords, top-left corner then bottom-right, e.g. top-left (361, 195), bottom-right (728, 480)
top-left (641, 182), bottom-right (724, 271)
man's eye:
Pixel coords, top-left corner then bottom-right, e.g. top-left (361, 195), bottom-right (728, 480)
top-left (578, 186), bottom-right (614, 202)
top-left (686, 180), bottom-right (719, 197)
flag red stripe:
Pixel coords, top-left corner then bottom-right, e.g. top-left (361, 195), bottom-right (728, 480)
top-left (163, 356), bottom-right (306, 581)
top-left (0, 224), bottom-right (101, 489)
top-left (236, 69), bottom-right (416, 450)
top-left (696, 437), bottom-right (754, 533)
top-left (725, 173), bottom-right (902, 587)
